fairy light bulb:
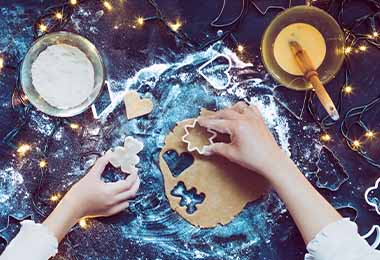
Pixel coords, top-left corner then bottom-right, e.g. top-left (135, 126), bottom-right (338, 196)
top-left (344, 46), bottom-right (352, 55)
top-left (39, 159), bottom-right (47, 168)
top-left (39, 23), bottom-right (48, 32)
top-left (55, 12), bottom-right (63, 20)
top-left (237, 44), bottom-right (245, 53)
top-left (343, 85), bottom-right (353, 94)
top-left (352, 140), bottom-right (361, 149)
top-left (0, 56), bottom-right (4, 71)
top-left (69, 123), bottom-right (80, 129)
top-left (359, 45), bottom-right (367, 52)
top-left (50, 193), bottom-right (61, 202)
top-left (17, 144), bottom-right (31, 157)
top-left (168, 19), bottom-right (183, 32)
top-left (321, 133), bottom-right (331, 142)
top-left (103, 1), bottom-right (112, 11)
top-left (70, 0), bottom-right (77, 5)
top-left (373, 31), bottom-right (379, 38)
top-left (136, 16), bottom-right (144, 26)
top-left (79, 218), bottom-right (88, 229)
top-left (365, 130), bottom-right (375, 139)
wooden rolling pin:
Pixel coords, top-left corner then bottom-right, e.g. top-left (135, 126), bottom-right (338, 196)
top-left (289, 40), bottom-right (339, 121)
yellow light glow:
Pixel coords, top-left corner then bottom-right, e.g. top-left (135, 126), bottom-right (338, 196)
top-left (237, 44), bottom-right (245, 53)
top-left (79, 218), bottom-right (88, 229)
top-left (103, 1), bottom-right (112, 11)
top-left (344, 46), bottom-right (352, 55)
top-left (365, 130), bottom-right (375, 139)
top-left (343, 85), bottom-right (353, 94)
top-left (39, 23), bottom-right (48, 32)
top-left (50, 193), bottom-right (61, 202)
top-left (39, 159), bottom-right (47, 168)
top-left (70, 123), bottom-right (80, 129)
top-left (359, 45), bottom-right (367, 51)
top-left (352, 140), bottom-right (361, 148)
top-left (136, 16), bottom-right (144, 26)
top-left (168, 19), bottom-right (182, 32)
top-left (55, 12), bottom-right (63, 20)
top-left (374, 32), bottom-right (379, 37)
top-left (70, 0), bottom-right (77, 5)
top-left (17, 144), bottom-right (31, 157)
top-left (321, 133), bottom-right (331, 142)
top-left (0, 57), bottom-right (3, 70)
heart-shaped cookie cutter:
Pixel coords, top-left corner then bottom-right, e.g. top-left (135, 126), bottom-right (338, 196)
top-left (198, 54), bottom-right (232, 90)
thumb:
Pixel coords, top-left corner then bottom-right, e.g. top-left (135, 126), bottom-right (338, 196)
top-left (89, 155), bottom-right (110, 177)
top-left (202, 143), bottom-right (234, 158)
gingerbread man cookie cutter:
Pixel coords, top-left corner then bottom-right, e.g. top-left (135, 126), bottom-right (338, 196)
top-left (182, 119), bottom-right (217, 155)
top-left (365, 178), bottom-right (380, 215)
top-left (198, 54), bottom-right (232, 90)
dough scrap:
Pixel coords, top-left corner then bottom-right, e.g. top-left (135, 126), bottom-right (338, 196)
top-left (182, 120), bottom-right (217, 154)
top-left (31, 44), bottom-right (95, 109)
top-left (124, 91), bottom-right (154, 119)
top-left (159, 109), bottom-right (269, 228)
top-left (106, 136), bottom-right (144, 174)
top-left (273, 23), bottom-right (326, 76)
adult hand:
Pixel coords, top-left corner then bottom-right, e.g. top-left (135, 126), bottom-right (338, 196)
top-left (198, 102), bottom-right (287, 178)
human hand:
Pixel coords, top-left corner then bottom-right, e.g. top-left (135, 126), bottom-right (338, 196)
top-left (63, 154), bottom-right (141, 220)
top-left (198, 102), bottom-right (288, 179)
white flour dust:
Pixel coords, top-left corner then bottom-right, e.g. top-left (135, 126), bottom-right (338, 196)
top-left (0, 167), bottom-right (23, 203)
top-left (31, 44), bottom-right (95, 109)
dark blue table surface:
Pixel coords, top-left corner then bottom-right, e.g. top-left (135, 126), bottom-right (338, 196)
top-left (0, 1), bottom-right (380, 259)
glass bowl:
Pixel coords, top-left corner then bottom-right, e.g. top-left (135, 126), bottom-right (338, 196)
top-left (20, 31), bottom-right (105, 117)
top-left (261, 6), bottom-right (345, 90)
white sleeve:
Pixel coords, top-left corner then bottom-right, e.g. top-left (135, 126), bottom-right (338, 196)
top-left (0, 220), bottom-right (58, 260)
top-left (305, 218), bottom-right (380, 260)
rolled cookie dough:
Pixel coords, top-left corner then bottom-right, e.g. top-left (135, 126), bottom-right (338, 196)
top-left (273, 23), bottom-right (326, 76)
top-left (159, 109), bottom-right (269, 228)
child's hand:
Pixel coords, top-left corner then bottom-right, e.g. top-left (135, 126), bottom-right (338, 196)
top-left (198, 102), bottom-right (287, 179)
top-left (63, 155), bottom-right (140, 219)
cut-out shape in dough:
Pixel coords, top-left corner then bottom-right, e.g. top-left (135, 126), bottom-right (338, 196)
top-left (198, 54), bottom-right (232, 90)
top-left (163, 150), bottom-right (194, 177)
top-left (182, 120), bottom-right (217, 154)
top-left (159, 109), bottom-right (269, 228)
top-left (124, 91), bottom-right (154, 120)
top-left (105, 136), bottom-right (144, 174)
top-left (273, 23), bottom-right (326, 76)
top-left (171, 181), bottom-right (205, 214)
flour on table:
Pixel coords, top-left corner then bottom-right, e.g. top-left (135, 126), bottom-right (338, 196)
top-left (31, 44), bottom-right (95, 109)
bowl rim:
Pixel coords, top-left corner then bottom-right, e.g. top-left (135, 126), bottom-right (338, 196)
top-left (260, 5), bottom-right (345, 91)
top-left (20, 31), bottom-right (106, 117)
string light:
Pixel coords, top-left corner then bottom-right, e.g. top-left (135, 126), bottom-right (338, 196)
top-left (344, 46), bottom-right (352, 55)
top-left (69, 0), bottom-right (77, 5)
top-left (69, 123), bottom-right (80, 129)
top-left (136, 16), bottom-right (145, 27)
top-left (39, 159), bottom-right (47, 168)
top-left (168, 19), bottom-right (183, 32)
top-left (359, 45), bottom-right (367, 52)
top-left (39, 23), bottom-right (48, 32)
top-left (17, 144), bottom-right (31, 157)
top-left (237, 44), bottom-right (245, 53)
top-left (321, 133), bottom-right (331, 142)
top-left (103, 1), bottom-right (112, 11)
top-left (79, 218), bottom-right (89, 229)
top-left (343, 85), bottom-right (353, 94)
top-left (50, 193), bottom-right (61, 202)
top-left (55, 12), bottom-right (63, 20)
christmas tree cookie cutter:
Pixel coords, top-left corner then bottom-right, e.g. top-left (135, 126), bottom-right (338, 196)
top-left (182, 119), bottom-right (217, 154)
top-left (198, 54), bottom-right (232, 90)
top-left (365, 178), bottom-right (380, 215)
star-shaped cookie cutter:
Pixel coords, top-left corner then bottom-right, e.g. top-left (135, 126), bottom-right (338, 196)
top-left (365, 178), bottom-right (380, 215)
top-left (182, 119), bottom-right (217, 155)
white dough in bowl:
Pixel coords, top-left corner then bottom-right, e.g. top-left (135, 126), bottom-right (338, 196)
top-left (31, 44), bottom-right (95, 109)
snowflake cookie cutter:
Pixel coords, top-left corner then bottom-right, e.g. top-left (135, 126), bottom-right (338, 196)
top-left (362, 225), bottom-right (380, 249)
top-left (365, 178), bottom-right (380, 215)
top-left (198, 54), bottom-right (232, 90)
top-left (182, 119), bottom-right (217, 155)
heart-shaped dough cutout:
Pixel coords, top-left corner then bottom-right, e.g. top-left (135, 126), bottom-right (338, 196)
top-left (124, 91), bottom-right (153, 120)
